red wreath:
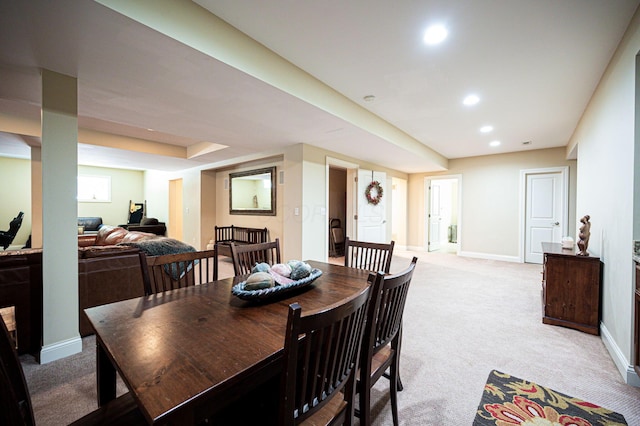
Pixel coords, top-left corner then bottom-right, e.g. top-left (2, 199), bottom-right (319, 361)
top-left (365, 180), bottom-right (383, 205)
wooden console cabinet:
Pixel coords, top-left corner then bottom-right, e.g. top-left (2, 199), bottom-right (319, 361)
top-left (541, 242), bottom-right (602, 335)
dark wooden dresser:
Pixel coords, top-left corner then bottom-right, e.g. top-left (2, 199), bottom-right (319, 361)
top-left (541, 242), bottom-right (602, 335)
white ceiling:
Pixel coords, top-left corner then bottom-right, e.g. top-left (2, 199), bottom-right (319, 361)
top-left (0, 0), bottom-right (637, 173)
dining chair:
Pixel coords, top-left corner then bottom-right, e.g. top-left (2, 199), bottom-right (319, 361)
top-left (357, 256), bottom-right (418, 426)
top-left (230, 238), bottom-right (281, 276)
top-left (139, 247), bottom-right (218, 295)
top-left (344, 237), bottom-right (395, 274)
top-left (0, 316), bottom-right (145, 426)
top-left (279, 282), bottom-right (374, 426)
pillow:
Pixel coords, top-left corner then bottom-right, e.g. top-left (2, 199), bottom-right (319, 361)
top-left (120, 231), bottom-right (157, 243)
top-left (95, 226), bottom-right (128, 245)
top-left (140, 217), bottom-right (159, 226)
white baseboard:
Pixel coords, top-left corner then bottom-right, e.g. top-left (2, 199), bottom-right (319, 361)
top-left (600, 323), bottom-right (640, 387)
top-left (404, 247), bottom-right (521, 263)
top-left (39, 336), bottom-right (82, 364)
top-left (458, 250), bottom-right (521, 263)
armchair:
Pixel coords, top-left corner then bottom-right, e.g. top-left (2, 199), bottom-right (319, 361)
top-left (0, 212), bottom-right (24, 250)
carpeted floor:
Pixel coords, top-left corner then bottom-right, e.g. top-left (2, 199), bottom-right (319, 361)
top-left (20, 251), bottom-right (640, 425)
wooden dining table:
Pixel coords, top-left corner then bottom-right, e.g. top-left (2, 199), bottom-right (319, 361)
top-left (84, 260), bottom-right (371, 425)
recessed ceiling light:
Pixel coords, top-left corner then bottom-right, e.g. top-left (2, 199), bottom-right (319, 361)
top-left (423, 25), bottom-right (448, 45)
top-left (363, 95), bottom-right (376, 102)
top-left (463, 94), bottom-right (480, 106)
top-left (480, 125), bottom-right (493, 133)
top-left (489, 140), bottom-right (501, 147)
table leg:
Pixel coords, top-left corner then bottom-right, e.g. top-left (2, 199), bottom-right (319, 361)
top-left (96, 341), bottom-right (116, 406)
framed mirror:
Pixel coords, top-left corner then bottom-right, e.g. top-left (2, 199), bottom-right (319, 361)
top-left (229, 167), bottom-right (276, 215)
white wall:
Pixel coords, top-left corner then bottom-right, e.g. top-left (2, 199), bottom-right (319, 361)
top-left (78, 165), bottom-right (144, 226)
top-left (391, 177), bottom-right (407, 249)
top-left (214, 161), bottom-right (284, 249)
top-left (408, 148), bottom-right (577, 260)
top-left (0, 157), bottom-right (31, 248)
top-left (568, 8), bottom-right (640, 385)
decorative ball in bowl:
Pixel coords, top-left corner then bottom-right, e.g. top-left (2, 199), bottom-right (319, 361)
top-left (232, 260), bottom-right (323, 301)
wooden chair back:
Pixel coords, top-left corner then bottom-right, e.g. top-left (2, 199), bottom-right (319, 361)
top-left (1, 306), bottom-right (146, 426)
top-left (358, 256), bottom-right (418, 426)
top-left (0, 314), bottom-right (35, 426)
top-left (279, 282), bottom-right (374, 426)
top-left (139, 248), bottom-right (218, 295)
top-left (344, 237), bottom-right (395, 273)
top-left (230, 238), bottom-right (281, 276)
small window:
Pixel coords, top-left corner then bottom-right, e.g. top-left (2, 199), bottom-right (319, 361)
top-left (78, 175), bottom-right (111, 202)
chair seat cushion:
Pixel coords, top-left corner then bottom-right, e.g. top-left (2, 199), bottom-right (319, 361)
top-left (370, 344), bottom-right (395, 383)
top-left (299, 392), bottom-right (347, 425)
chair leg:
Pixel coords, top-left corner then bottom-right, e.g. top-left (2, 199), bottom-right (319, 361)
top-left (383, 370), bottom-right (404, 391)
top-left (396, 325), bottom-right (404, 392)
top-left (390, 358), bottom-right (400, 426)
top-left (358, 377), bottom-right (372, 426)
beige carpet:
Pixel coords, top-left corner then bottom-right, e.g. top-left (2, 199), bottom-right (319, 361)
top-left (20, 251), bottom-right (640, 425)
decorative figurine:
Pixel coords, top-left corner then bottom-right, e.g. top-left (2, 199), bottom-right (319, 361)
top-left (577, 215), bottom-right (591, 256)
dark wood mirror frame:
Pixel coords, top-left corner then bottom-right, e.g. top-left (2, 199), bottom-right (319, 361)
top-left (229, 167), bottom-right (277, 216)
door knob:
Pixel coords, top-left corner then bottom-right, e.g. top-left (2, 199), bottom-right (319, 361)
top-left (552, 222), bottom-right (559, 226)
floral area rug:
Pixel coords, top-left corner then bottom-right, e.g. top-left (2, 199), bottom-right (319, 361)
top-left (473, 370), bottom-right (627, 426)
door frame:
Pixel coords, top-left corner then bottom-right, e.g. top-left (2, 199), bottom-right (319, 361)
top-left (326, 157), bottom-right (359, 258)
top-left (424, 174), bottom-right (462, 253)
top-left (519, 166), bottom-right (569, 263)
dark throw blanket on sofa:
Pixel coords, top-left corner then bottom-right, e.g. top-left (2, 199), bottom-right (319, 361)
top-left (119, 237), bottom-right (197, 280)
top-left (119, 237), bottom-right (196, 256)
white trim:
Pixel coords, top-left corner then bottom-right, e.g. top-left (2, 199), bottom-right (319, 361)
top-left (326, 156), bottom-right (359, 243)
top-left (325, 156), bottom-right (359, 169)
top-left (601, 322), bottom-right (640, 387)
top-left (39, 336), bottom-right (82, 364)
top-left (458, 250), bottom-right (521, 263)
top-left (325, 157), bottom-right (360, 262)
top-left (519, 166), bottom-right (569, 263)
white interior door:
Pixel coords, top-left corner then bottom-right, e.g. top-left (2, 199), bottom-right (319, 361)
top-left (525, 170), bottom-right (566, 263)
top-left (357, 169), bottom-right (386, 243)
top-left (428, 183), bottom-right (441, 251)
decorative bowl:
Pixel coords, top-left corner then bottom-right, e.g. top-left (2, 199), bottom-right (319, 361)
top-left (231, 268), bottom-right (323, 301)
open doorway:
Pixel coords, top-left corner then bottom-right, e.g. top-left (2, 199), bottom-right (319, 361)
top-left (425, 176), bottom-right (461, 254)
top-left (326, 157), bottom-right (358, 261)
top-left (328, 167), bottom-right (347, 259)
top-left (168, 178), bottom-right (183, 240)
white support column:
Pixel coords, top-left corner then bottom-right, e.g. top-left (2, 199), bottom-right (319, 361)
top-left (39, 69), bottom-right (82, 363)
top-left (30, 146), bottom-right (42, 248)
